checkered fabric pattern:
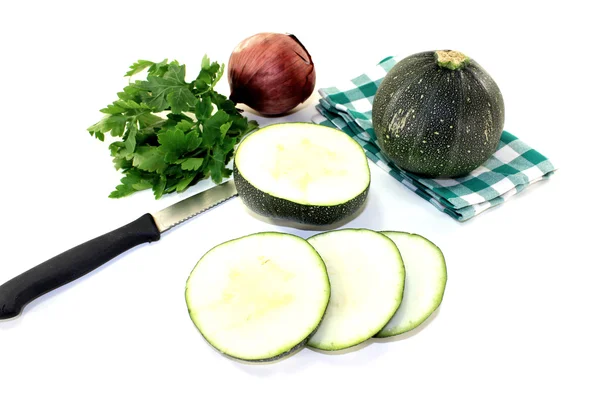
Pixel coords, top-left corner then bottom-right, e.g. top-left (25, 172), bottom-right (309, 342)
top-left (312, 56), bottom-right (556, 221)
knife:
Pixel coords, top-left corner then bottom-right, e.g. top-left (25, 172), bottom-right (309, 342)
top-left (0, 179), bottom-right (238, 320)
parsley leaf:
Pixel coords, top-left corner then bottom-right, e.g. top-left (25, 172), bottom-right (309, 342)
top-left (137, 64), bottom-right (196, 114)
top-left (132, 147), bottom-right (168, 173)
top-left (181, 158), bottom-right (204, 171)
top-left (125, 60), bottom-right (155, 77)
top-left (88, 56), bottom-right (257, 199)
top-left (202, 110), bottom-right (231, 148)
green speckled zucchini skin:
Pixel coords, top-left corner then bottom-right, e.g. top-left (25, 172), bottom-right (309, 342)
top-left (233, 162), bottom-right (369, 226)
top-left (372, 51), bottom-right (505, 178)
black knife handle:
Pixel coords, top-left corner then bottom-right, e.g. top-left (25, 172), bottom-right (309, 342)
top-left (0, 213), bottom-right (161, 320)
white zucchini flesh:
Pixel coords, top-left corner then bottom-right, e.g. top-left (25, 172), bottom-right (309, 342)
top-left (306, 229), bottom-right (405, 350)
top-left (376, 232), bottom-right (447, 337)
top-left (234, 123), bottom-right (370, 206)
top-left (185, 232), bottom-right (330, 361)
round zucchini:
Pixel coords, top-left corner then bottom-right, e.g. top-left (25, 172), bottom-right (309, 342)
top-left (375, 231), bottom-right (447, 338)
top-left (306, 229), bottom-right (405, 351)
top-left (185, 232), bottom-right (330, 362)
top-left (233, 123), bottom-right (370, 226)
top-left (372, 50), bottom-right (505, 178)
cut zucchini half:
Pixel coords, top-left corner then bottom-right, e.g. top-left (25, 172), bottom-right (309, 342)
top-left (233, 123), bottom-right (370, 226)
top-left (376, 232), bottom-right (447, 338)
top-left (185, 232), bottom-right (330, 362)
top-left (306, 229), bottom-right (405, 351)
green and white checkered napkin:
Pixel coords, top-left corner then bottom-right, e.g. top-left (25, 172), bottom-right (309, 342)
top-left (312, 56), bottom-right (556, 221)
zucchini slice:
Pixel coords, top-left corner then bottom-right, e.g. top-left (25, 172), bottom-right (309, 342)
top-left (376, 232), bottom-right (447, 337)
top-left (233, 123), bottom-right (370, 226)
top-left (185, 232), bottom-right (330, 362)
top-left (306, 229), bottom-right (405, 351)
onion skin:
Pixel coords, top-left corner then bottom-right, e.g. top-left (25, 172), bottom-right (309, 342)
top-left (228, 33), bottom-right (316, 116)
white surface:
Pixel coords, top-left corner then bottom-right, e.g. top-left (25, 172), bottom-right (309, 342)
top-left (0, 1), bottom-right (597, 399)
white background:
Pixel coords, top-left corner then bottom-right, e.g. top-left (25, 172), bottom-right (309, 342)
top-left (0, 1), bottom-right (598, 399)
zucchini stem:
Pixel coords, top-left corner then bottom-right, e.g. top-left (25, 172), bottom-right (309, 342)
top-left (435, 50), bottom-right (470, 70)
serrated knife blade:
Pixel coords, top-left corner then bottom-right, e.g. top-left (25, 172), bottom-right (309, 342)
top-left (0, 180), bottom-right (238, 320)
top-left (152, 179), bottom-right (238, 233)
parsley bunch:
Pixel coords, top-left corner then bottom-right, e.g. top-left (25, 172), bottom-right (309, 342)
top-left (88, 56), bottom-right (258, 199)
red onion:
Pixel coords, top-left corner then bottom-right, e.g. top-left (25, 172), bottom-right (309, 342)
top-left (228, 33), bottom-right (316, 116)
